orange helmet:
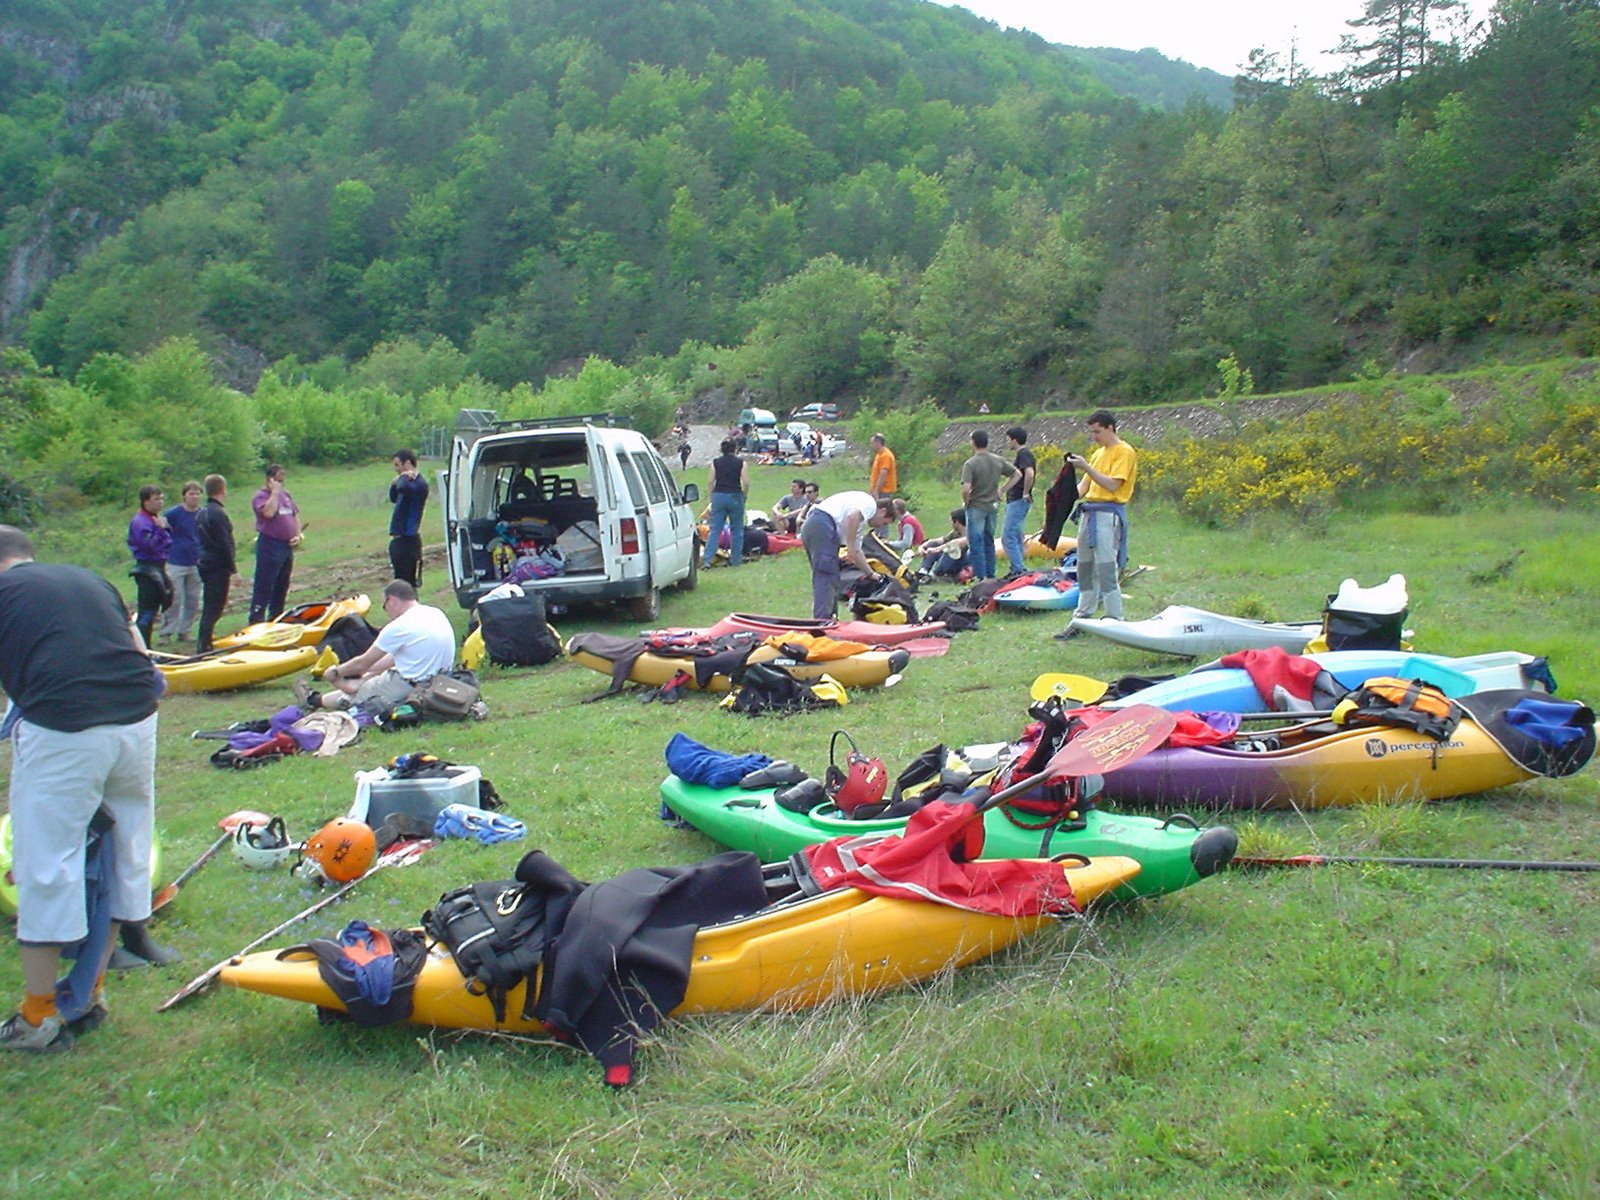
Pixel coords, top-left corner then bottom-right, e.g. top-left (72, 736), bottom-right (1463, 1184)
top-left (302, 818), bottom-right (377, 884)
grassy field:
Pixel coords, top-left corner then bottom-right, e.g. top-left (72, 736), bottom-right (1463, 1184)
top-left (2, 457), bottom-right (1597, 1200)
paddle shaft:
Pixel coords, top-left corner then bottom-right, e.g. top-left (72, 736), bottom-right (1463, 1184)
top-left (150, 830), bottom-right (231, 910)
top-left (156, 841), bottom-right (428, 1011)
top-left (1233, 854), bottom-right (1600, 873)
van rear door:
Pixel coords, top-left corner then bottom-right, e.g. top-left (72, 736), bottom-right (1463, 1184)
top-left (627, 444), bottom-right (692, 586)
top-left (441, 433), bottom-right (474, 596)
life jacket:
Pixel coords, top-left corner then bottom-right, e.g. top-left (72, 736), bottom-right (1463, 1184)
top-left (1331, 676), bottom-right (1460, 741)
top-left (719, 662), bottom-right (845, 716)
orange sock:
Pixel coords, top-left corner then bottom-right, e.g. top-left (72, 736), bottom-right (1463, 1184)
top-left (20, 992), bottom-right (58, 1027)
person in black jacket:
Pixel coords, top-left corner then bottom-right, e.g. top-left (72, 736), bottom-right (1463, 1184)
top-left (194, 474), bottom-right (239, 652)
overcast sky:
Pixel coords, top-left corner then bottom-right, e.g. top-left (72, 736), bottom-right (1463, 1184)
top-left (930, 0), bottom-right (1486, 77)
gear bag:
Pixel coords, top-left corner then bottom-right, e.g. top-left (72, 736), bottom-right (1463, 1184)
top-left (407, 669), bottom-right (481, 721)
top-left (421, 879), bottom-right (548, 1023)
top-left (720, 662), bottom-right (844, 715)
top-left (477, 589), bottom-right (563, 667)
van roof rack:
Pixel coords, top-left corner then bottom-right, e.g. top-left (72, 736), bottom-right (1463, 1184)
top-left (485, 411), bottom-right (625, 432)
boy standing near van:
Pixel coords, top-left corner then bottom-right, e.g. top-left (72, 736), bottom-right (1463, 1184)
top-left (388, 450), bottom-right (429, 589)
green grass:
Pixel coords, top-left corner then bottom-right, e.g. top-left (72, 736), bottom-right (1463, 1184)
top-left (2, 461), bottom-right (1597, 1199)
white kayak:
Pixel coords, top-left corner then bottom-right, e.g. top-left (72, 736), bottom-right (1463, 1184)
top-left (1071, 605), bottom-right (1322, 658)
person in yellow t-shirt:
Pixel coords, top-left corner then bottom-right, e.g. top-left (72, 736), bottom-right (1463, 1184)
top-left (868, 434), bottom-right (898, 498)
top-left (1057, 409), bottom-right (1137, 636)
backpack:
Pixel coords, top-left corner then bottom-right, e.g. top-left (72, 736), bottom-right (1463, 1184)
top-left (477, 590), bottom-right (563, 667)
top-left (318, 615), bottom-right (380, 663)
top-left (1331, 676), bottom-right (1460, 740)
top-left (406, 669), bottom-right (481, 721)
top-left (421, 880), bottom-right (548, 1023)
top-left (923, 600), bottom-right (981, 632)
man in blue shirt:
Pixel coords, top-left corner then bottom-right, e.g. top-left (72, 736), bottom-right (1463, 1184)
top-left (160, 481), bottom-right (203, 642)
top-left (388, 450), bottom-right (430, 589)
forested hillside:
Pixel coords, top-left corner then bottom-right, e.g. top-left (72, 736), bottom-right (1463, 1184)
top-left (1, 0), bottom-right (1597, 448)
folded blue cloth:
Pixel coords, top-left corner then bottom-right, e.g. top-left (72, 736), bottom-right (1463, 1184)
top-left (1504, 698), bottom-right (1587, 748)
top-left (434, 803), bottom-right (526, 844)
top-left (665, 732), bottom-right (773, 788)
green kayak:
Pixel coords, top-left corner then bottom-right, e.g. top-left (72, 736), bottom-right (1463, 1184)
top-left (658, 776), bottom-right (1237, 901)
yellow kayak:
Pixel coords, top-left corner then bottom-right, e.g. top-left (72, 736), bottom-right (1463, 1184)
top-left (568, 637), bottom-right (909, 691)
top-left (215, 595), bottom-right (370, 650)
top-left (220, 855), bottom-right (1139, 1031)
top-left (155, 644), bottom-right (327, 694)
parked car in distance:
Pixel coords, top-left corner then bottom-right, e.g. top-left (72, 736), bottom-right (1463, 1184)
top-left (790, 402), bottom-right (840, 422)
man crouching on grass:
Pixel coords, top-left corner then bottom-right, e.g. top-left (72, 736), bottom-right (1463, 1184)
top-left (0, 526), bottom-right (159, 1053)
top-left (295, 580), bottom-right (456, 713)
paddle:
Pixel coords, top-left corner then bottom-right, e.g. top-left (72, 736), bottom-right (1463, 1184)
top-left (1232, 853), bottom-right (1600, 874)
top-left (977, 705), bottom-right (1177, 813)
top-left (149, 810), bottom-right (268, 912)
top-left (157, 838), bottom-right (432, 1012)
top-left (1029, 672), bottom-right (1109, 704)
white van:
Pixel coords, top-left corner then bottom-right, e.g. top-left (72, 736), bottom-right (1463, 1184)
top-left (441, 411), bottom-right (699, 620)
top-left (737, 406), bottom-right (780, 453)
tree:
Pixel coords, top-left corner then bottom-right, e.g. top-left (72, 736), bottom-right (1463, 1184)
top-left (1337, 0), bottom-right (1464, 89)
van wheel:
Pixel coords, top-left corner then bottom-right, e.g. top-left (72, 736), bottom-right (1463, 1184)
top-left (679, 546), bottom-right (700, 592)
top-left (626, 588), bottom-right (661, 622)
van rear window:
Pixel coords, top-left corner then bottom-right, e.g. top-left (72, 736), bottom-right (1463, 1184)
top-left (630, 451), bottom-right (666, 504)
top-left (613, 451), bottom-right (647, 509)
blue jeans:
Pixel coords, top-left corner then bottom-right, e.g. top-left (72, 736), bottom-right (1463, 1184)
top-left (704, 492), bottom-right (745, 567)
top-left (1001, 497), bottom-right (1031, 576)
top-left (250, 537), bottom-right (294, 623)
top-left (801, 511), bottom-right (842, 618)
top-left (965, 506), bottom-right (998, 579)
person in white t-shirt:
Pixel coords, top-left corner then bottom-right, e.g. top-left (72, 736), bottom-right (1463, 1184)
top-left (799, 490), bottom-right (895, 618)
top-left (299, 580), bottom-right (457, 712)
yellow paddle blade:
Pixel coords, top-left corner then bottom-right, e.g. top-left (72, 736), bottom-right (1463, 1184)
top-left (311, 646), bottom-right (338, 672)
top-left (1029, 672), bottom-right (1108, 704)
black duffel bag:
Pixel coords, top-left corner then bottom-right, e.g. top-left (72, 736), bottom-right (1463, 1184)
top-left (477, 589), bottom-right (563, 666)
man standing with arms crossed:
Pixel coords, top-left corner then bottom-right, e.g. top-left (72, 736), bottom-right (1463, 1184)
top-left (0, 527), bottom-right (159, 1052)
top-left (1057, 409), bottom-right (1137, 638)
top-left (388, 450), bottom-right (429, 589)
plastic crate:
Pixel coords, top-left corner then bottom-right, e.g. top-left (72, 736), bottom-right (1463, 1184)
top-left (352, 765), bottom-right (482, 826)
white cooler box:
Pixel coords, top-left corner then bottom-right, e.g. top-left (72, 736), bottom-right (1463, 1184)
top-left (350, 765), bottom-right (482, 827)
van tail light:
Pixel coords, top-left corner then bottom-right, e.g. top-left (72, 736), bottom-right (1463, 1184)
top-left (620, 518), bottom-right (640, 555)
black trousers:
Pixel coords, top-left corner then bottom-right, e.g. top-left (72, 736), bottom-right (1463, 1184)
top-left (389, 534), bottom-right (422, 588)
top-left (197, 567), bottom-right (232, 652)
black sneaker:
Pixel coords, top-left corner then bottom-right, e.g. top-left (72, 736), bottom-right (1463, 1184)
top-left (0, 1011), bottom-right (74, 1054)
top-left (66, 1001), bottom-right (109, 1037)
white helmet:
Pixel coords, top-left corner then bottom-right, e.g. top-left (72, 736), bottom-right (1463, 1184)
top-left (232, 816), bottom-right (295, 870)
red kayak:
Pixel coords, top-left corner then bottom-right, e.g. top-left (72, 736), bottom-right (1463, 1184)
top-left (706, 612), bottom-right (947, 646)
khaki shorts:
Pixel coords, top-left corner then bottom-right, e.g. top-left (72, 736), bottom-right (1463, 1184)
top-left (9, 714), bottom-right (157, 944)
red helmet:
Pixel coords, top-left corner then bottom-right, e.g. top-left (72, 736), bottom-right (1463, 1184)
top-left (302, 818), bottom-right (377, 884)
top-left (824, 730), bottom-right (887, 816)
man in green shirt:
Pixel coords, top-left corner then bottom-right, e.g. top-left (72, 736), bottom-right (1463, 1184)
top-left (960, 430), bottom-right (1011, 580)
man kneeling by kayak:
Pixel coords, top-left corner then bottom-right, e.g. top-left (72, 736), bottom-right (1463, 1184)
top-left (297, 580), bottom-right (455, 713)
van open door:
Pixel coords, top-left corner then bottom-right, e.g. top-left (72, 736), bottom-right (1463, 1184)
top-left (440, 432), bottom-right (474, 598)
